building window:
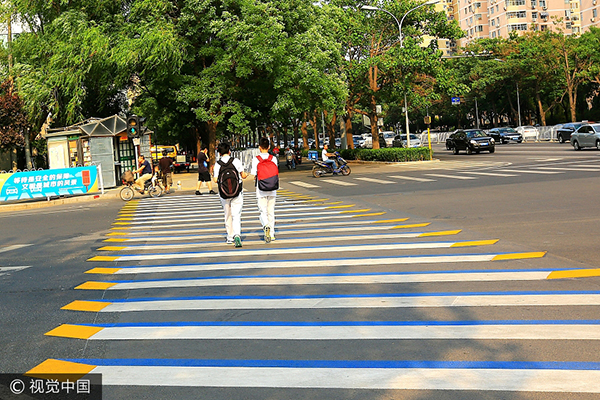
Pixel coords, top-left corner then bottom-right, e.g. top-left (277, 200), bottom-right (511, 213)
top-left (531, 0), bottom-right (537, 6)
top-left (491, 6), bottom-right (495, 14)
top-left (539, 0), bottom-right (546, 7)
top-left (492, 31), bottom-right (497, 38)
top-left (507, 11), bottom-right (527, 18)
top-left (476, 25), bottom-right (484, 32)
top-left (594, 9), bottom-right (598, 18)
top-left (507, 0), bottom-right (526, 5)
top-left (532, 11), bottom-right (538, 19)
top-left (508, 23), bottom-right (528, 31)
top-left (540, 24), bottom-right (548, 31)
top-left (492, 19), bottom-right (496, 26)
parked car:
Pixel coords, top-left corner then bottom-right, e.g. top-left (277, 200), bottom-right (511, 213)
top-left (488, 127), bottom-right (523, 144)
top-left (446, 129), bottom-right (495, 155)
top-left (352, 135), bottom-right (363, 148)
top-left (570, 123), bottom-right (600, 150)
top-left (398, 134), bottom-right (422, 148)
top-left (382, 131), bottom-right (395, 147)
top-left (556, 122), bottom-right (589, 143)
top-left (516, 126), bottom-right (539, 141)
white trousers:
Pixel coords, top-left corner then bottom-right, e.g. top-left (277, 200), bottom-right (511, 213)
top-left (257, 194), bottom-right (276, 230)
top-left (220, 193), bottom-right (244, 241)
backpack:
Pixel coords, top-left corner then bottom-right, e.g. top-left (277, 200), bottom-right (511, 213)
top-left (256, 154), bottom-right (279, 191)
top-left (217, 158), bottom-right (243, 199)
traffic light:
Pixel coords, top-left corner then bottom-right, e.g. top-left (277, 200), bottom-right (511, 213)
top-left (127, 115), bottom-right (140, 138)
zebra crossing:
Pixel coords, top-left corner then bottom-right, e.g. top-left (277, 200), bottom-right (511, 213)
top-left (289, 159), bottom-right (600, 188)
top-left (27, 190), bottom-right (600, 396)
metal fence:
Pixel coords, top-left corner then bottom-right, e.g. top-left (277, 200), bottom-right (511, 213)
top-left (416, 125), bottom-right (564, 145)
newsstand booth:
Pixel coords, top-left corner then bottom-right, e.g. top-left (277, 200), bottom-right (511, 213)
top-left (45, 115), bottom-right (151, 188)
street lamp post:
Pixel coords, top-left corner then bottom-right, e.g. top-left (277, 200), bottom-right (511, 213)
top-left (361, 0), bottom-right (440, 148)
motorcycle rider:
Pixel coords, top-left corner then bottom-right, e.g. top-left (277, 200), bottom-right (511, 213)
top-left (321, 144), bottom-right (337, 171)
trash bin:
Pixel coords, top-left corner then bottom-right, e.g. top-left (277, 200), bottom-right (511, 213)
top-left (308, 151), bottom-right (318, 161)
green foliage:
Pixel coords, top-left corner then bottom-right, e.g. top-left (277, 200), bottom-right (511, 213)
top-left (340, 147), bottom-right (431, 162)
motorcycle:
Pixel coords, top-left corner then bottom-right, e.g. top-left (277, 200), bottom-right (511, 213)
top-left (311, 152), bottom-right (351, 178)
top-left (285, 151), bottom-right (296, 170)
top-left (294, 148), bottom-right (302, 165)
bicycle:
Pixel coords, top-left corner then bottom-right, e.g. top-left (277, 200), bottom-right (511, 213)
top-left (119, 171), bottom-right (163, 201)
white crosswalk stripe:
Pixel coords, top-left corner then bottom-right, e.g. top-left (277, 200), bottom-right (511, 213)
top-left (387, 175), bottom-right (436, 182)
top-left (425, 173), bottom-right (477, 180)
top-left (319, 178), bottom-right (357, 186)
top-left (354, 177), bottom-right (396, 184)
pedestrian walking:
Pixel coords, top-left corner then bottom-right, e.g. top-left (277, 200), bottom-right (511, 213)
top-left (213, 142), bottom-right (247, 248)
top-left (158, 150), bottom-right (173, 193)
top-left (196, 145), bottom-right (216, 195)
top-left (251, 137), bottom-right (279, 243)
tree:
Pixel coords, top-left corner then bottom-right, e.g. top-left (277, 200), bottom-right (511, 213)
top-left (0, 79), bottom-right (29, 169)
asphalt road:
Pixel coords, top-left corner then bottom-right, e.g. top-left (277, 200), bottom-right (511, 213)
top-left (1, 141), bottom-right (600, 399)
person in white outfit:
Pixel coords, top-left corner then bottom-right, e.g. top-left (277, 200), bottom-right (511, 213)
top-left (213, 142), bottom-right (247, 247)
top-left (250, 137), bottom-right (278, 243)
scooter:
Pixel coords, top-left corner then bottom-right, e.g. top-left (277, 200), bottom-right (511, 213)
top-left (294, 148), bottom-right (302, 165)
top-left (286, 151), bottom-right (296, 170)
top-left (312, 152), bottom-right (351, 178)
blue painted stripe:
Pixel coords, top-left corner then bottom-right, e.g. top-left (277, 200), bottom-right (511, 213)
top-left (108, 231), bottom-right (435, 248)
top-left (105, 268), bottom-right (550, 284)
top-left (91, 290), bottom-right (600, 303)
top-left (59, 358), bottom-right (600, 370)
top-left (78, 319), bottom-right (600, 328)
top-left (110, 252), bottom-right (545, 270)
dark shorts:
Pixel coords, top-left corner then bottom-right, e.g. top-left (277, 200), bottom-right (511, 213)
top-left (198, 171), bottom-right (212, 182)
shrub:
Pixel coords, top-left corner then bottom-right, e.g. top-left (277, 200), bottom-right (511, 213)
top-left (340, 147), bottom-right (431, 162)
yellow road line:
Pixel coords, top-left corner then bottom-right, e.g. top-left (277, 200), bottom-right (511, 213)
top-left (85, 267), bottom-right (121, 274)
top-left (113, 222), bottom-right (131, 226)
top-left (492, 252), bottom-right (546, 261)
top-left (106, 232), bottom-right (127, 236)
top-left (116, 218), bottom-right (133, 221)
top-left (46, 324), bottom-right (104, 340)
top-left (352, 212), bottom-right (386, 217)
top-left (61, 300), bottom-right (111, 312)
top-left (547, 268), bottom-right (600, 280)
top-left (451, 239), bottom-right (499, 247)
top-left (98, 246), bottom-right (126, 251)
top-left (26, 359), bottom-right (96, 381)
top-left (87, 255), bottom-right (120, 262)
top-left (419, 230), bottom-right (461, 237)
top-left (321, 202), bottom-right (343, 205)
top-left (75, 281), bottom-right (118, 290)
top-left (104, 238), bottom-right (128, 242)
top-left (391, 223), bottom-right (431, 229)
top-left (301, 199), bottom-right (330, 202)
top-left (326, 204), bottom-right (355, 209)
top-left (340, 209), bottom-right (371, 214)
top-left (371, 218), bottom-right (408, 224)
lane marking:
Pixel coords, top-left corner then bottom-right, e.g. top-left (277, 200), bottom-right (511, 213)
top-left (498, 169), bottom-right (563, 175)
top-left (97, 231), bottom-right (461, 252)
top-left (425, 174), bottom-right (477, 180)
top-left (0, 266), bottom-right (31, 276)
top-left (26, 358), bottom-right (600, 392)
top-left (47, 320), bottom-right (600, 341)
top-left (460, 171), bottom-right (518, 177)
top-left (547, 269), bottom-right (600, 280)
top-left (0, 244), bottom-right (33, 254)
top-left (77, 269), bottom-right (559, 291)
top-left (354, 177), bottom-right (396, 184)
top-left (387, 175), bottom-right (436, 182)
top-left (288, 181), bottom-right (319, 188)
top-left (84, 252), bottom-right (546, 275)
top-left (87, 239), bottom-right (499, 262)
top-left (319, 179), bottom-right (357, 186)
top-left (60, 290), bottom-right (600, 313)
top-left (535, 167), bottom-right (600, 172)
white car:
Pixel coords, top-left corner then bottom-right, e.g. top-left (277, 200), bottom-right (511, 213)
top-left (401, 134), bottom-right (422, 148)
top-left (516, 126), bottom-right (539, 141)
top-left (382, 131), bottom-right (395, 147)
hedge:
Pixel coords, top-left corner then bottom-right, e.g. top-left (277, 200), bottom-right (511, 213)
top-left (339, 147), bottom-right (431, 162)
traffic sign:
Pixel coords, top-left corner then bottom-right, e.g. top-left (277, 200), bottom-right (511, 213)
top-left (451, 97), bottom-right (460, 105)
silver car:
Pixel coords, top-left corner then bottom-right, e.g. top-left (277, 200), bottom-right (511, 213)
top-left (570, 123), bottom-right (600, 150)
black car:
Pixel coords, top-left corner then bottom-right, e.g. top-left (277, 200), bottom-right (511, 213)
top-left (556, 122), bottom-right (587, 143)
top-left (488, 127), bottom-right (523, 144)
top-left (446, 129), bottom-right (495, 155)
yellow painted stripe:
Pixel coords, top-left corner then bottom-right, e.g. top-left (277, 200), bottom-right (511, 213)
top-left (87, 255), bottom-right (120, 262)
top-left (492, 251), bottom-right (547, 261)
top-left (391, 223), bottom-right (431, 229)
top-left (26, 359), bottom-right (96, 381)
top-left (85, 267), bottom-right (121, 274)
top-left (451, 239), bottom-right (499, 247)
top-left (352, 212), bottom-right (386, 217)
top-left (547, 268), bottom-right (600, 280)
top-left (371, 218), bottom-right (408, 224)
top-left (116, 218), bottom-right (133, 221)
top-left (113, 222), bottom-right (131, 226)
top-left (106, 232), bottom-right (127, 236)
top-left (303, 199), bottom-right (330, 202)
top-left (322, 201), bottom-right (343, 205)
top-left (46, 324), bottom-right (104, 340)
top-left (75, 281), bottom-right (118, 290)
top-left (326, 204), bottom-right (355, 209)
top-left (340, 209), bottom-right (371, 214)
top-left (111, 227), bottom-right (130, 230)
top-left (61, 300), bottom-right (111, 312)
top-left (118, 213), bottom-right (135, 217)
top-left (104, 238), bottom-right (128, 242)
top-left (419, 230), bottom-right (461, 237)
top-left (98, 246), bottom-right (126, 251)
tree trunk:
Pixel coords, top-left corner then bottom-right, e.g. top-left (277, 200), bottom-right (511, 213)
top-left (207, 120), bottom-right (218, 172)
top-left (345, 111), bottom-right (354, 149)
top-left (312, 111), bottom-right (319, 149)
top-left (301, 119), bottom-right (309, 150)
top-left (293, 119), bottom-right (300, 148)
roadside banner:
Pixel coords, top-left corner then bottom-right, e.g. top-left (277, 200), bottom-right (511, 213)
top-left (0, 166), bottom-right (99, 202)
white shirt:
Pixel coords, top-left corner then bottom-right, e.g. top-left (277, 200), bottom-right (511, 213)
top-left (322, 149), bottom-right (329, 161)
top-left (251, 153), bottom-right (278, 197)
top-left (213, 154), bottom-right (245, 182)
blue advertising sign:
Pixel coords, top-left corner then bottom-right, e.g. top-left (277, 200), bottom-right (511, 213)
top-left (451, 97), bottom-right (460, 105)
top-left (0, 166), bottom-right (99, 202)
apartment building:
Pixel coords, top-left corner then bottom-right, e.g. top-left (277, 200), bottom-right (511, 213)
top-left (450, 0), bottom-right (600, 47)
